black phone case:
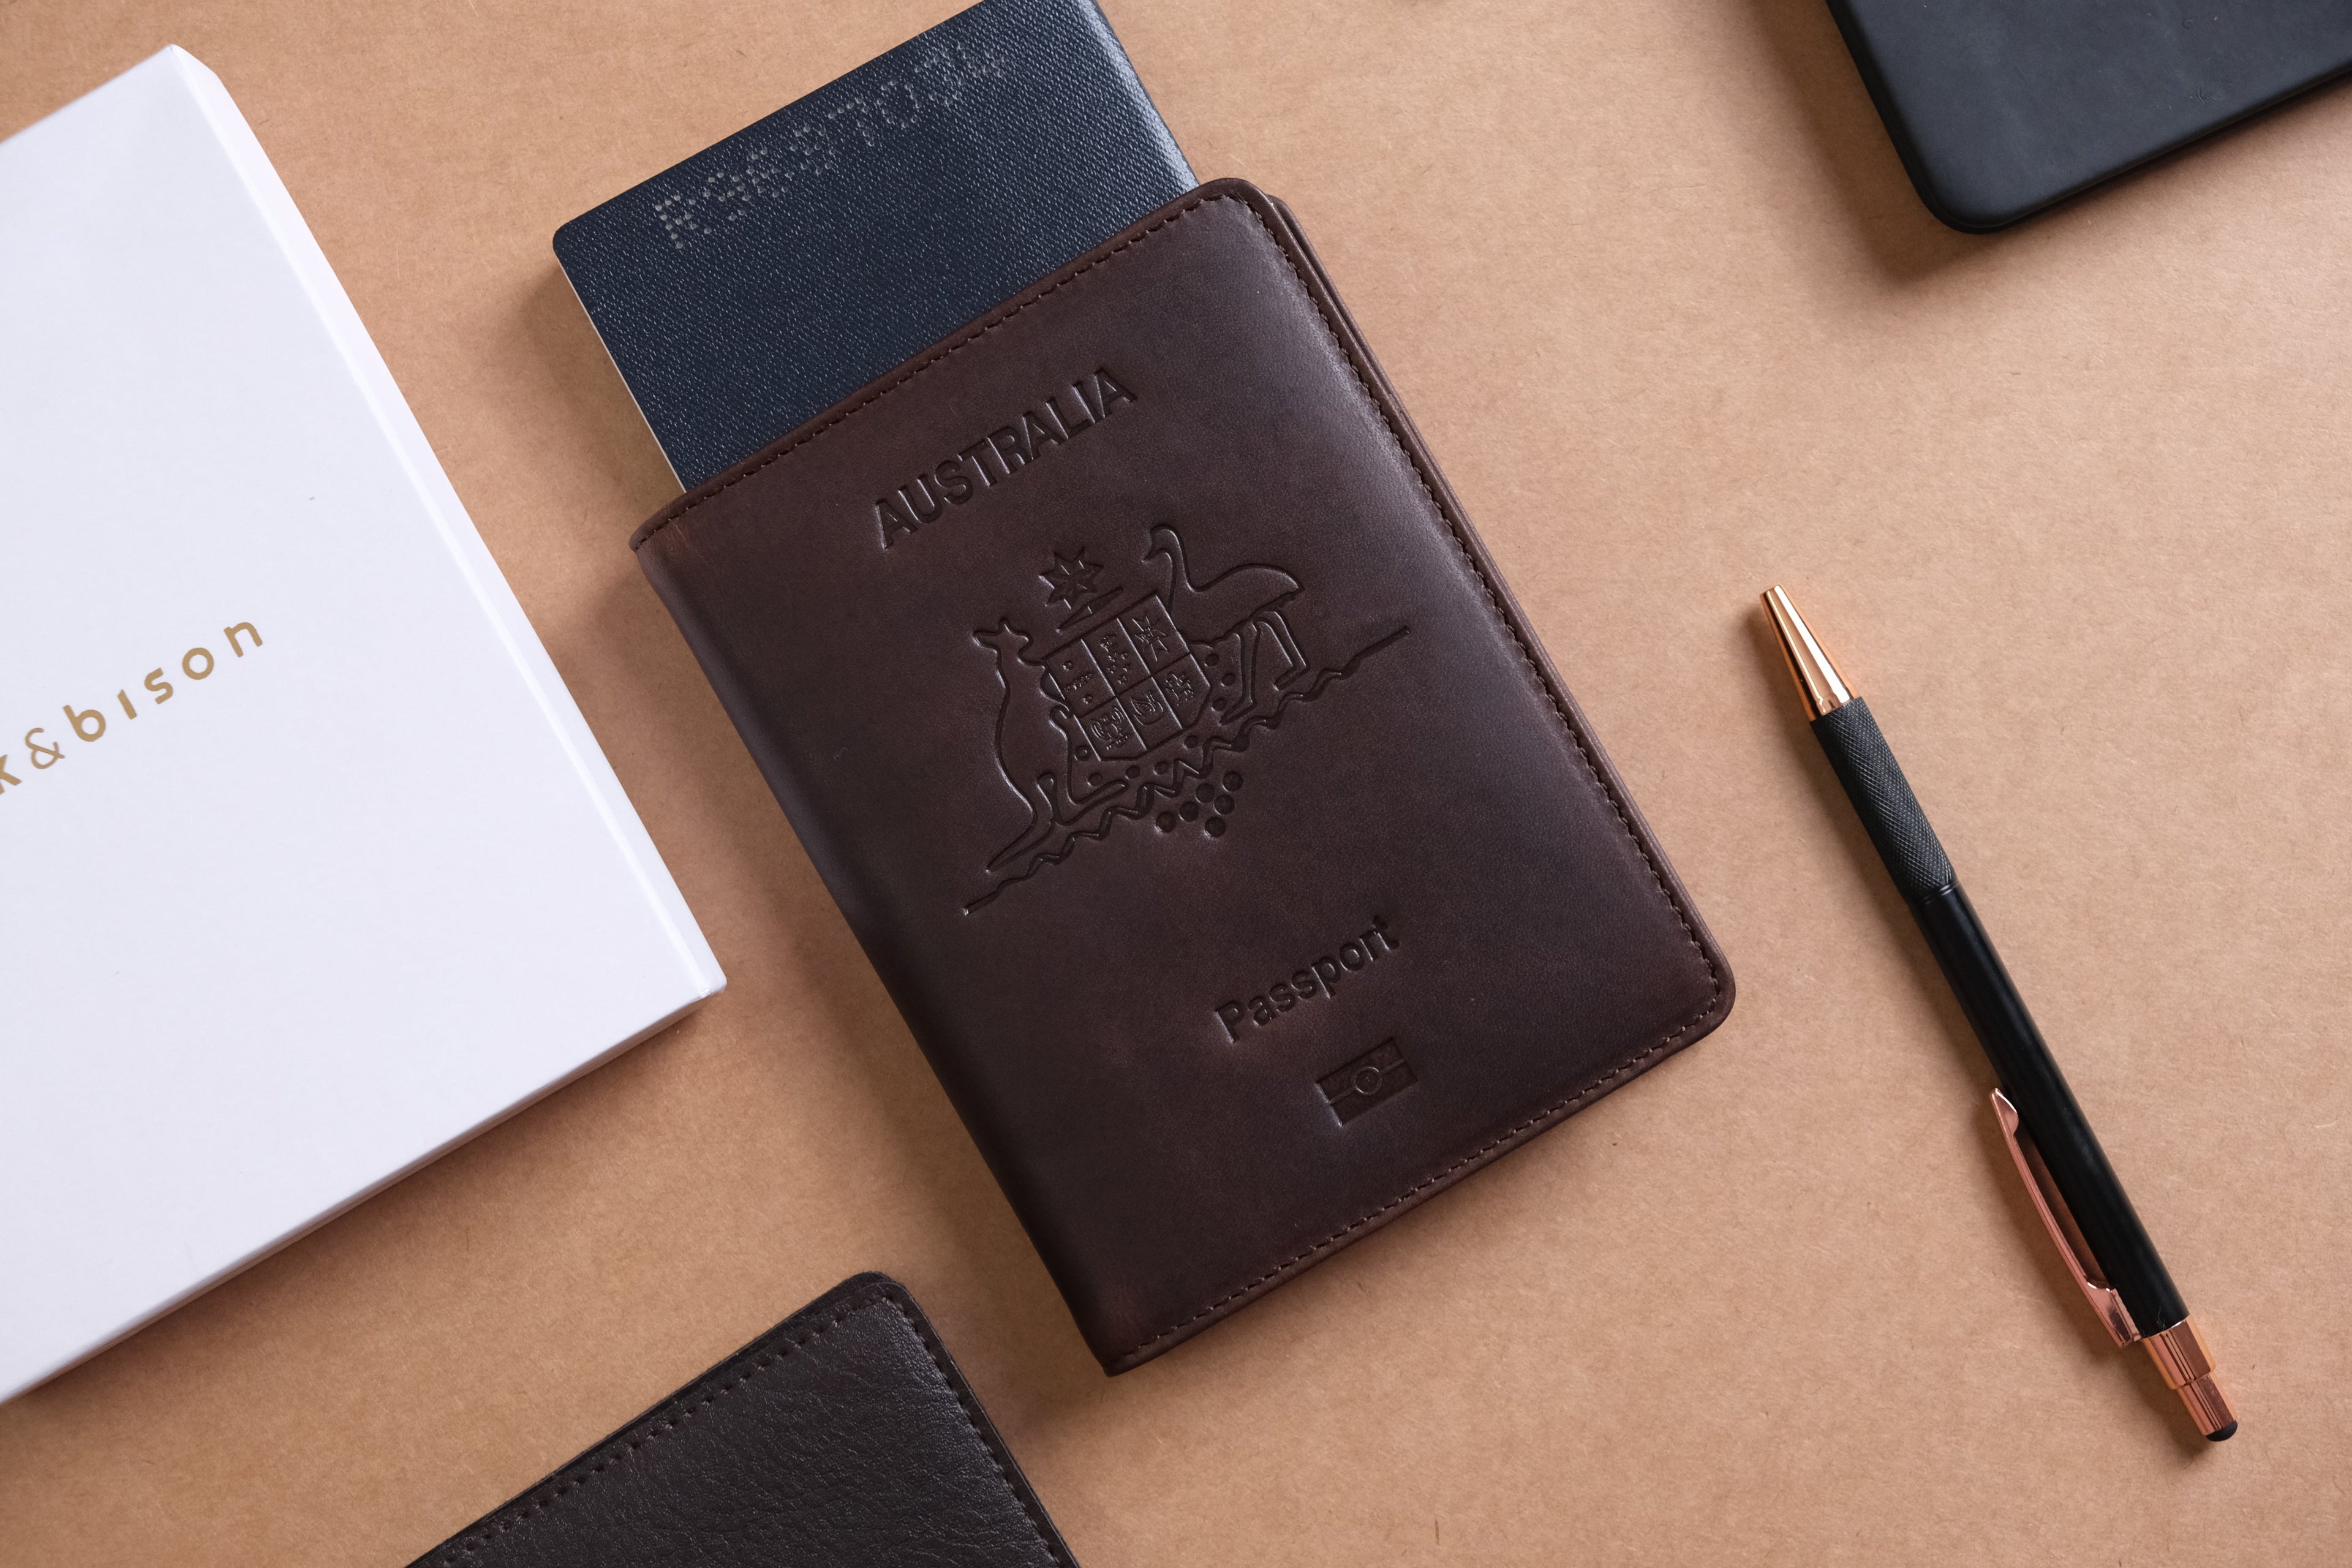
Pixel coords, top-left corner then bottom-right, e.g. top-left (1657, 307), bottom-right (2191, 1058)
top-left (1827, 1), bottom-right (2352, 231)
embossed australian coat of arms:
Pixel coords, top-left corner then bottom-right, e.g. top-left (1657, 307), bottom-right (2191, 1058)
top-left (970, 524), bottom-right (1404, 910)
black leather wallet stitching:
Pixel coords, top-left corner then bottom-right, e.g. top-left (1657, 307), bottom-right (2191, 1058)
top-left (635, 188), bottom-right (1727, 1368)
top-left (417, 1279), bottom-right (1072, 1566)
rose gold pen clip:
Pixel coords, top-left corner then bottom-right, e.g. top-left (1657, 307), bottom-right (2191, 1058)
top-left (1991, 1090), bottom-right (2237, 1436)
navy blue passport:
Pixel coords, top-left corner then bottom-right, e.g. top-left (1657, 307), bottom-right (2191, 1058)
top-left (554, 0), bottom-right (1194, 489)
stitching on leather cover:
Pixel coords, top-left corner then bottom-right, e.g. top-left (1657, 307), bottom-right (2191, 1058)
top-left (629, 184), bottom-right (1726, 1370)
top-left (1105, 1019), bottom-right (1712, 1370)
top-left (421, 1278), bottom-right (1069, 1565)
top-left (887, 1291), bottom-right (1077, 1567)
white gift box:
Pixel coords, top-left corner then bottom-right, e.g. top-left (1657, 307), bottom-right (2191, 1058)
top-left (0, 47), bottom-right (724, 1401)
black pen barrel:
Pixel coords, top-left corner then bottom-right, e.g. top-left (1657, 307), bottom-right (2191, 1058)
top-left (1909, 883), bottom-right (2186, 1333)
top-left (1812, 700), bottom-right (2187, 1336)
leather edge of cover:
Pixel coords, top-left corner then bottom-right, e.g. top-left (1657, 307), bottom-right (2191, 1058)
top-left (406, 1272), bottom-right (1076, 1567)
top-left (628, 179), bottom-right (1735, 1375)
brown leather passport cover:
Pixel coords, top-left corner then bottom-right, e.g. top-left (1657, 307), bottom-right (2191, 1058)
top-left (407, 1273), bottom-right (1075, 1566)
top-left (632, 179), bottom-right (1733, 1373)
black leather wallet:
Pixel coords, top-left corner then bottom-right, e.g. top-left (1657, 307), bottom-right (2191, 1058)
top-left (406, 1275), bottom-right (1076, 1567)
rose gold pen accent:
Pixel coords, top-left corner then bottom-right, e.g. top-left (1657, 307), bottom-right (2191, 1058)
top-left (1992, 1090), bottom-right (2141, 1348)
top-left (2145, 1319), bottom-right (2238, 1439)
top-left (1761, 586), bottom-right (1853, 719)
top-left (1993, 1091), bottom-right (2239, 1438)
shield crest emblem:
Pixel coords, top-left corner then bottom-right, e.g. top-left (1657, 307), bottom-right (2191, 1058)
top-left (1041, 593), bottom-right (1212, 767)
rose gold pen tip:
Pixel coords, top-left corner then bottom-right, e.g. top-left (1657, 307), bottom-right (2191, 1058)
top-left (1758, 585), bottom-right (1853, 720)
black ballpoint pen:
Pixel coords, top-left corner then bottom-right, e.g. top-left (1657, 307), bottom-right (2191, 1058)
top-left (1761, 586), bottom-right (2237, 1441)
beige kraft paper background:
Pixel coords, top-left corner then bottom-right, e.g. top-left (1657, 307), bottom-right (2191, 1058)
top-left (3, 2), bottom-right (2348, 1562)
